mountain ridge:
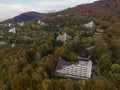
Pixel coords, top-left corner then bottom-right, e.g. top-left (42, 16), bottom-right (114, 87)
top-left (0, 11), bottom-right (46, 24)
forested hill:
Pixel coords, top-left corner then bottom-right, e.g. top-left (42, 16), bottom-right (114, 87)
top-left (0, 0), bottom-right (120, 90)
top-left (57, 0), bottom-right (119, 14)
top-left (43, 0), bottom-right (119, 23)
top-left (0, 11), bottom-right (45, 24)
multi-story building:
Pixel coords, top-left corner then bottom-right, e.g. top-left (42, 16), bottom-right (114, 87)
top-left (55, 58), bottom-right (92, 79)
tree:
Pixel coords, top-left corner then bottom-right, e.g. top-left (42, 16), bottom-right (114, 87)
top-left (111, 64), bottom-right (120, 74)
top-left (65, 79), bottom-right (74, 90)
top-left (26, 48), bottom-right (35, 62)
top-left (41, 55), bottom-right (57, 77)
top-left (109, 40), bottom-right (120, 64)
top-left (11, 73), bottom-right (24, 90)
top-left (69, 52), bottom-right (77, 62)
top-left (42, 79), bottom-right (53, 90)
top-left (99, 54), bottom-right (112, 76)
top-left (55, 47), bottom-right (67, 59)
top-left (90, 37), bottom-right (110, 59)
top-left (56, 79), bottom-right (65, 90)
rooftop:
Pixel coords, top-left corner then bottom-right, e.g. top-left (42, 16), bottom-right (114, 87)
top-left (56, 58), bottom-right (72, 70)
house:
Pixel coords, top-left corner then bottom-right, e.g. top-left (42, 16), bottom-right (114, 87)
top-left (18, 22), bottom-right (25, 26)
top-left (83, 30), bottom-right (94, 37)
top-left (41, 22), bottom-right (46, 25)
top-left (86, 45), bottom-right (95, 50)
top-left (57, 15), bottom-right (62, 17)
top-left (55, 57), bottom-right (92, 79)
top-left (12, 44), bottom-right (15, 47)
top-left (86, 30), bottom-right (93, 34)
top-left (85, 30), bottom-right (94, 35)
top-left (94, 32), bottom-right (100, 35)
top-left (8, 27), bottom-right (21, 34)
top-left (37, 20), bottom-right (46, 25)
top-left (4, 23), bottom-right (12, 27)
top-left (0, 41), bottom-right (6, 45)
top-left (84, 21), bottom-right (95, 28)
top-left (37, 20), bottom-right (41, 24)
top-left (0, 35), bottom-right (3, 38)
top-left (5, 24), bottom-right (7, 27)
top-left (56, 33), bottom-right (72, 42)
top-left (9, 27), bottom-right (16, 33)
top-left (8, 23), bottom-right (12, 27)
top-left (96, 28), bottom-right (104, 33)
top-left (118, 38), bottom-right (120, 43)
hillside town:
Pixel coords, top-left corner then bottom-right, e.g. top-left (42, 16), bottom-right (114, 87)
top-left (0, 0), bottom-right (120, 90)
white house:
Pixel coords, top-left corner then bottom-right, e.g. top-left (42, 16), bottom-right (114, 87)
top-left (12, 44), bottom-right (15, 47)
top-left (0, 35), bottom-right (3, 38)
top-left (55, 58), bottom-right (92, 79)
top-left (41, 22), bottom-right (45, 25)
top-left (18, 22), bottom-right (25, 26)
top-left (8, 23), bottom-right (12, 27)
top-left (37, 20), bottom-right (46, 25)
top-left (57, 15), bottom-right (62, 17)
top-left (37, 20), bottom-right (41, 24)
top-left (84, 21), bottom-right (95, 28)
top-left (56, 33), bottom-right (72, 42)
top-left (9, 27), bottom-right (16, 33)
top-left (0, 41), bottom-right (6, 45)
top-left (96, 28), bottom-right (104, 33)
top-left (86, 45), bottom-right (95, 50)
top-left (118, 38), bottom-right (120, 43)
top-left (5, 23), bottom-right (12, 27)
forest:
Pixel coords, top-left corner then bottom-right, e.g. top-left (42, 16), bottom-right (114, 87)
top-left (0, 0), bottom-right (120, 90)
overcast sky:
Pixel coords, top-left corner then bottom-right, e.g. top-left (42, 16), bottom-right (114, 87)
top-left (0, 0), bottom-right (97, 21)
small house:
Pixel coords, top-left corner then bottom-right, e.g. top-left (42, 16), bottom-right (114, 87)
top-left (0, 41), bottom-right (6, 45)
top-left (12, 44), bottom-right (15, 47)
top-left (37, 20), bottom-right (46, 25)
top-left (9, 27), bottom-right (16, 33)
top-left (96, 28), bottom-right (104, 33)
top-left (37, 20), bottom-right (41, 24)
top-left (18, 22), bottom-right (25, 26)
top-left (86, 46), bottom-right (95, 50)
top-left (8, 23), bottom-right (12, 27)
top-left (8, 27), bottom-right (21, 34)
top-left (57, 15), bottom-right (62, 17)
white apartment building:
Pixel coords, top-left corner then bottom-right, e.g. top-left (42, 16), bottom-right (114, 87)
top-left (55, 58), bottom-right (92, 79)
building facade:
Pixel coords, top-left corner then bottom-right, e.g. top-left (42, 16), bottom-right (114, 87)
top-left (55, 58), bottom-right (92, 79)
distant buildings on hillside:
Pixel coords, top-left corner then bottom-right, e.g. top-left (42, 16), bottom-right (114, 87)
top-left (4, 23), bottom-right (12, 27)
top-left (18, 22), bottom-right (25, 26)
top-left (37, 20), bottom-right (46, 25)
